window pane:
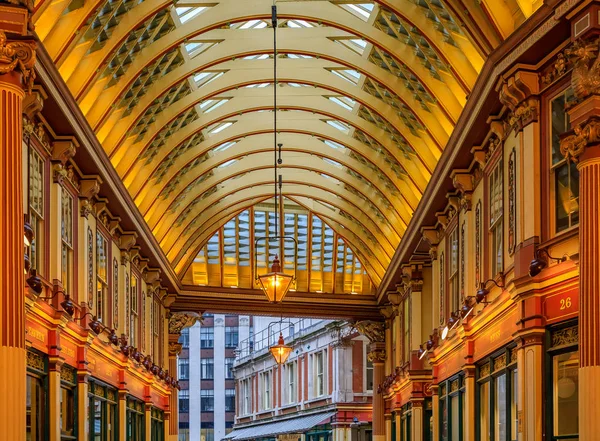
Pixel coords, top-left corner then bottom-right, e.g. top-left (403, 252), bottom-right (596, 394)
top-left (441, 398), bottom-right (448, 441)
top-left (511, 370), bottom-right (518, 441)
top-left (451, 394), bottom-right (460, 441)
top-left (495, 374), bottom-right (507, 441)
top-left (26, 375), bottom-right (45, 441)
top-left (480, 382), bottom-right (490, 441)
top-left (555, 162), bottom-right (580, 233)
top-left (554, 350), bottom-right (579, 437)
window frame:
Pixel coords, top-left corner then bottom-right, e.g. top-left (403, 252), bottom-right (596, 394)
top-left (448, 225), bottom-right (460, 314)
top-left (201, 327), bottom-right (214, 349)
top-left (88, 381), bottom-right (118, 441)
top-left (201, 358), bottom-right (214, 380)
top-left (28, 144), bottom-right (46, 276)
top-left (95, 231), bottom-right (109, 325)
top-left (130, 273), bottom-right (140, 347)
top-left (200, 389), bottom-right (215, 412)
top-left (439, 374), bottom-right (465, 441)
top-left (476, 346), bottom-right (518, 441)
top-left (61, 189), bottom-right (75, 296)
top-left (487, 157), bottom-right (504, 279)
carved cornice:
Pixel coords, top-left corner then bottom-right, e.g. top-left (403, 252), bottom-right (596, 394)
top-left (79, 177), bottom-right (101, 218)
top-left (499, 71), bottom-right (539, 134)
top-left (0, 30), bottom-right (35, 91)
top-left (421, 227), bottom-right (440, 260)
top-left (168, 312), bottom-right (202, 335)
top-left (367, 348), bottom-right (386, 363)
top-left (560, 116), bottom-right (600, 162)
top-left (22, 85), bottom-right (46, 119)
top-left (354, 320), bottom-right (386, 343)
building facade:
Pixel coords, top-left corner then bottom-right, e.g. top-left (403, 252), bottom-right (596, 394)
top-left (229, 319), bottom-right (373, 441)
top-left (177, 314), bottom-right (251, 441)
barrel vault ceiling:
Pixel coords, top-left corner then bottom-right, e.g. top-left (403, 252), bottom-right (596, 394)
top-left (33, 0), bottom-right (540, 297)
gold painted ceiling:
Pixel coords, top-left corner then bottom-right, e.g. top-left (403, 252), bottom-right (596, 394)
top-left (34, 0), bottom-right (541, 295)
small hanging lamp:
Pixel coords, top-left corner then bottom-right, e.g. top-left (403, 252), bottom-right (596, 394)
top-left (257, 255), bottom-right (294, 303)
top-left (269, 332), bottom-right (292, 365)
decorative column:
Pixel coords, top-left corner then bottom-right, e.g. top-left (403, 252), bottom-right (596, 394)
top-left (557, 11), bottom-right (600, 433)
top-left (0, 5), bottom-right (36, 440)
top-left (355, 321), bottom-right (386, 441)
top-left (167, 312), bottom-right (202, 441)
top-left (462, 365), bottom-right (476, 441)
top-left (561, 90), bottom-right (600, 440)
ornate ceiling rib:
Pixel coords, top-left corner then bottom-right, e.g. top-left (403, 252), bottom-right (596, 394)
top-left (33, 0), bottom-right (540, 295)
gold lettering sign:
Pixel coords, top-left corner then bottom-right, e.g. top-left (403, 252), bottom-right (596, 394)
top-left (62, 346), bottom-right (75, 358)
top-left (27, 326), bottom-right (45, 342)
top-left (489, 330), bottom-right (501, 343)
top-left (278, 434), bottom-right (301, 441)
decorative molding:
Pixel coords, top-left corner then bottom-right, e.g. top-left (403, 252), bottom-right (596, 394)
top-left (22, 86), bottom-right (46, 120)
top-left (113, 258), bottom-right (119, 329)
top-left (480, 362), bottom-right (490, 378)
top-left (367, 348), bottom-right (386, 363)
top-left (475, 201), bottom-right (482, 287)
top-left (421, 227), bottom-right (440, 260)
top-left (79, 177), bottom-right (101, 218)
top-left (494, 354), bottom-right (507, 371)
top-left (168, 342), bottom-right (183, 357)
top-left (354, 320), bottom-right (386, 343)
top-left (460, 221), bottom-right (466, 297)
top-left (499, 71), bottom-right (540, 134)
top-left (125, 272), bottom-right (130, 335)
top-left (551, 325), bottom-right (578, 348)
top-left (60, 365), bottom-right (76, 384)
top-left (26, 351), bottom-right (44, 372)
top-left (566, 38), bottom-right (600, 102)
top-left (87, 227), bottom-right (94, 308)
top-left (141, 291), bottom-right (146, 352)
top-left (508, 148), bottom-right (517, 256)
top-left (168, 312), bottom-right (202, 335)
top-left (560, 116), bottom-right (600, 162)
top-left (541, 48), bottom-right (571, 88)
top-left (0, 30), bottom-right (36, 91)
top-left (439, 251), bottom-right (445, 326)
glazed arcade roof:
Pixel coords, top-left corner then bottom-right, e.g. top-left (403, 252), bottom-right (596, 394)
top-left (33, 0), bottom-right (541, 296)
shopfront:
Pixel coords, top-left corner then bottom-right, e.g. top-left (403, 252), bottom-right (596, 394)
top-left (26, 350), bottom-right (48, 441)
top-left (88, 380), bottom-right (118, 441)
top-left (126, 396), bottom-right (145, 441)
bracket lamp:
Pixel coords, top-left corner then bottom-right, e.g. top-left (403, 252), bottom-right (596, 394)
top-left (476, 279), bottom-right (505, 304)
top-left (269, 332), bottom-right (293, 365)
top-left (418, 344), bottom-right (427, 360)
top-left (26, 269), bottom-right (43, 294)
top-left (24, 215), bottom-right (34, 247)
top-left (257, 255), bottom-right (294, 303)
top-left (441, 312), bottom-right (460, 340)
top-left (529, 249), bottom-right (567, 277)
top-left (460, 297), bottom-right (476, 320)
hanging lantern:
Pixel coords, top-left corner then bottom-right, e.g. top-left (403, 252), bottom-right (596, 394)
top-left (257, 255), bottom-right (294, 303)
top-left (269, 332), bottom-right (292, 365)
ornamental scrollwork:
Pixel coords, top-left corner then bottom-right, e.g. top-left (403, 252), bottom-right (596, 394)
top-left (560, 117), bottom-right (600, 163)
top-left (566, 38), bottom-right (600, 102)
top-left (354, 320), bottom-right (385, 343)
top-left (87, 227), bottom-right (94, 308)
top-left (168, 312), bottom-right (202, 335)
top-left (0, 0), bottom-right (34, 12)
top-left (551, 326), bottom-right (578, 349)
top-left (0, 30), bottom-right (36, 91)
top-left (508, 148), bottom-right (517, 256)
top-left (367, 348), bottom-right (386, 363)
top-left (169, 342), bottom-right (183, 356)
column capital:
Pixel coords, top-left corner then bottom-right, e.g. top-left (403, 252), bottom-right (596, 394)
top-left (168, 342), bottom-right (183, 357)
top-left (498, 70), bottom-right (539, 134)
top-left (0, 30), bottom-right (36, 91)
top-left (561, 114), bottom-right (600, 163)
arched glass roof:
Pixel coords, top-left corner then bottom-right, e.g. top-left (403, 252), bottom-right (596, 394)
top-left (34, 0), bottom-right (541, 295)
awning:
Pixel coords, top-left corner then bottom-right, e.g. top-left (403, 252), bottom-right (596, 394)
top-left (223, 411), bottom-right (336, 441)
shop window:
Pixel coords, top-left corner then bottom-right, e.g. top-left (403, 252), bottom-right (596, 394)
top-left (477, 347), bottom-right (518, 441)
top-left (489, 160), bottom-right (503, 277)
top-left (130, 275), bottom-right (139, 347)
top-left (400, 404), bottom-right (412, 441)
top-left (201, 389), bottom-right (214, 412)
top-left (26, 351), bottom-right (47, 441)
top-left (546, 323), bottom-right (579, 441)
top-left (61, 191), bottom-right (74, 295)
top-left (225, 389), bottom-right (236, 411)
top-left (127, 397), bottom-right (145, 441)
top-left (88, 381), bottom-right (118, 441)
top-left (440, 375), bottom-right (464, 441)
top-left (549, 88), bottom-right (578, 233)
top-left (28, 147), bottom-right (45, 274)
top-left (201, 358), bottom-right (214, 380)
top-left (60, 365), bottom-right (77, 440)
top-left (96, 233), bottom-right (109, 324)
top-left (225, 326), bottom-right (239, 348)
top-left (225, 357), bottom-right (235, 379)
top-left (151, 408), bottom-right (164, 441)
top-left (201, 327), bottom-right (214, 348)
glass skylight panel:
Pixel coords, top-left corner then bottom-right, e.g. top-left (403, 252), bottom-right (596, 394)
top-left (176, 6), bottom-right (208, 24)
top-left (286, 53), bottom-right (313, 59)
top-left (194, 71), bottom-right (225, 88)
top-left (213, 141), bottom-right (237, 153)
top-left (287, 19), bottom-right (314, 28)
top-left (328, 96), bottom-right (355, 111)
top-left (329, 69), bottom-right (360, 85)
top-left (199, 98), bottom-right (228, 114)
top-left (208, 121), bottom-right (233, 135)
top-left (217, 159), bottom-right (237, 168)
top-left (326, 119), bottom-right (351, 134)
top-left (323, 140), bottom-right (345, 151)
top-left (339, 3), bottom-right (374, 21)
top-left (243, 54), bottom-right (270, 60)
top-left (236, 20), bottom-right (268, 29)
top-left (323, 157), bottom-right (343, 168)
